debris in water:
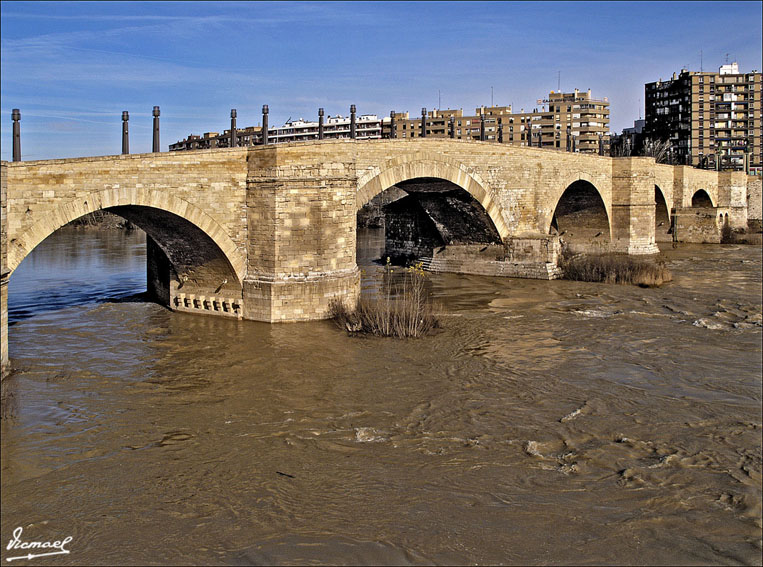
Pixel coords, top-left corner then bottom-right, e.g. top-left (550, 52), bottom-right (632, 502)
top-left (523, 441), bottom-right (541, 457)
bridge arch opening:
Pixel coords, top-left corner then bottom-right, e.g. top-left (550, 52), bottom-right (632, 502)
top-left (357, 177), bottom-right (503, 266)
top-left (691, 189), bottom-right (714, 208)
top-left (7, 214), bottom-right (148, 324)
top-left (655, 185), bottom-right (672, 242)
top-left (550, 180), bottom-right (610, 253)
top-left (9, 205), bottom-right (244, 321)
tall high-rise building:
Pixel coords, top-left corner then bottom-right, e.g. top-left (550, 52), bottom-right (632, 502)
top-left (644, 63), bottom-right (761, 172)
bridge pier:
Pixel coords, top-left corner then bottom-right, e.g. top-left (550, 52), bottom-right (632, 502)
top-left (244, 161), bottom-right (360, 321)
top-left (673, 206), bottom-right (723, 243)
top-left (718, 171), bottom-right (748, 229)
top-left (610, 158), bottom-right (660, 255)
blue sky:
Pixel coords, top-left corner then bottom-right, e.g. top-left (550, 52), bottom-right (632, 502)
top-left (1, 1), bottom-right (761, 160)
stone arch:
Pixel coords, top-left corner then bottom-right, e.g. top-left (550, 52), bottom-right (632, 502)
top-left (547, 179), bottom-right (611, 239)
top-left (543, 173), bottom-right (612, 237)
top-left (655, 185), bottom-right (672, 241)
top-left (7, 188), bottom-right (246, 284)
top-left (691, 189), bottom-right (714, 208)
top-left (356, 156), bottom-right (510, 240)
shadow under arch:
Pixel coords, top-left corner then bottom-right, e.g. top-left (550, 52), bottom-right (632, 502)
top-left (655, 185), bottom-right (672, 242)
top-left (691, 189), bottom-right (714, 208)
top-left (549, 180), bottom-right (611, 253)
top-left (7, 188), bottom-right (246, 285)
top-left (371, 177), bottom-right (504, 264)
top-left (356, 157), bottom-right (510, 240)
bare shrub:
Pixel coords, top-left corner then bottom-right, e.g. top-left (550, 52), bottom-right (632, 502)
top-left (329, 261), bottom-right (440, 338)
top-left (720, 223), bottom-right (734, 244)
top-left (721, 226), bottom-right (762, 245)
top-left (560, 251), bottom-right (672, 287)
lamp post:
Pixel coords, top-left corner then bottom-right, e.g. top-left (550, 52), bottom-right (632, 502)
top-left (11, 109), bottom-right (21, 161)
top-left (230, 109), bottom-right (237, 148)
top-left (121, 111), bottom-right (129, 154)
top-left (262, 105), bottom-right (269, 145)
top-left (152, 106), bottom-right (160, 152)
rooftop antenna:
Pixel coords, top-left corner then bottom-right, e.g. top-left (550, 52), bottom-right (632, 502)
top-left (638, 98), bottom-right (641, 120)
top-left (557, 71), bottom-right (561, 91)
top-left (700, 49), bottom-right (703, 72)
top-left (491, 86), bottom-right (494, 107)
top-left (725, 53), bottom-right (729, 64)
top-left (438, 90), bottom-right (441, 109)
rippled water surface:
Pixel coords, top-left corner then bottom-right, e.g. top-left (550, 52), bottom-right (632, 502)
top-left (2, 226), bottom-right (762, 565)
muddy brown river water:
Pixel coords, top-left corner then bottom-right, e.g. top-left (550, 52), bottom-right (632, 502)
top-left (2, 227), bottom-right (762, 565)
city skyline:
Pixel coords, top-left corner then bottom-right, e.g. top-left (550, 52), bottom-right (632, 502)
top-left (1, 0), bottom-right (761, 160)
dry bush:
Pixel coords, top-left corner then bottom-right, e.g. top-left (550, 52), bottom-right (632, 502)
top-left (560, 251), bottom-right (672, 287)
top-left (720, 223), bottom-right (734, 244)
top-left (721, 225), bottom-right (763, 245)
top-left (329, 261), bottom-right (440, 338)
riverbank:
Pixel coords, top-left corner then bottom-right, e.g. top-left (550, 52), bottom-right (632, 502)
top-left (69, 211), bottom-right (136, 230)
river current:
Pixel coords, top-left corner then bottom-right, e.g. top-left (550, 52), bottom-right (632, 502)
top-left (2, 226), bottom-right (761, 565)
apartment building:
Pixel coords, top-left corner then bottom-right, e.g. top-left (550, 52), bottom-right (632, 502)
top-left (644, 62), bottom-right (761, 171)
top-left (384, 89), bottom-right (609, 154)
top-left (170, 114), bottom-right (383, 151)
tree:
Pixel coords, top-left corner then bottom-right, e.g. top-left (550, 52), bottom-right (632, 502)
top-left (640, 138), bottom-right (672, 163)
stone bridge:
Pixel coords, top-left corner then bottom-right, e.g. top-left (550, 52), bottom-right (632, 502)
top-left (0, 139), bottom-right (752, 374)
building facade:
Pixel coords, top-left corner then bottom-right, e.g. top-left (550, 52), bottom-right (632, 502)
top-left (384, 89), bottom-right (610, 154)
top-left (170, 114), bottom-right (383, 151)
top-left (644, 63), bottom-right (761, 172)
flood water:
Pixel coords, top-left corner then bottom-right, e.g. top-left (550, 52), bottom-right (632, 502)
top-left (2, 226), bottom-right (761, 565)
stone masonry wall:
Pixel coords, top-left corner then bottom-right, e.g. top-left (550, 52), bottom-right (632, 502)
top-left (747, 176), bottom-right (762, 231)
top-left (675, 207), bottom-right (721, 243)
top-left (244, 145), bottom-right (360, 321)
top-left (4, 149), bottom-right (250, 279)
